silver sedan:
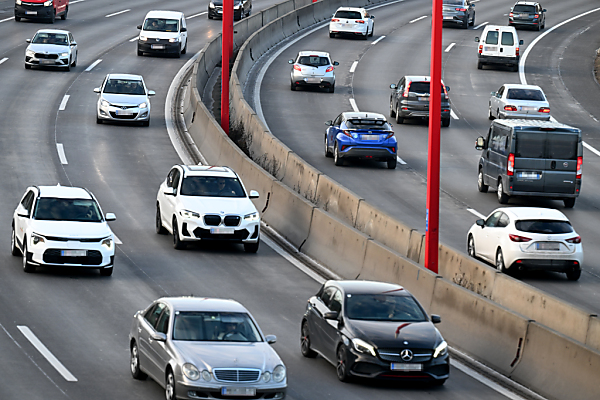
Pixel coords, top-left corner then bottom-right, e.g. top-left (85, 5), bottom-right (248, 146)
top-left (129, 297), bottom-right (287, 400)
top-left (289, 51), bottom-right (338, 93)
top-left (94, 73), bottom-right (155, 126)
top-left (488, 83), bottom-right (550, 120)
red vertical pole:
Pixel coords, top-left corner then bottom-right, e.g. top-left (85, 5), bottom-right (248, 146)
top-left (221, 0), bottom-right (234, 135)
top-left (425, 0), bottom-right (443, 274)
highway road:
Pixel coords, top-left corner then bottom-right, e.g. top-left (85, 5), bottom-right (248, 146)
top-left (256, 0), bottom-right (600, 314)
top-left (0, 0), bottom-right (519, 399)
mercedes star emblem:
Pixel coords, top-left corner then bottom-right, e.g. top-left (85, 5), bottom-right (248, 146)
top-left (400, 349), bottom-right (413, 361)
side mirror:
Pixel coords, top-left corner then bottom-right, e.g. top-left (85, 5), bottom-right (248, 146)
top-left (26, 38), bottom-right (31, 43)
top-left (151, 332), bottom-right (167, 342)
top-left (16, 204), bottom-right (29, 218)
top-left (333, 61), bottom-right (339, 66)
top-left (390, 83), bottom-right (397, 90)
top-left (543, 9), bottom-right (546, 12)
top-left (105, 213), bottom-right (116, 222)
top-left (519, 39), bottom-right (524, 45)
top-left (371, 15), bottom-right (375, 19)
top-left (181, 27), bottom-right (187, 32)
top-left (324, 311), bottom-right (339, 320)
top-left (490, 91), bottom-right (497, 97)
top-left (325, 120), bottom-right (333, 126)
top-left (249, 190), bottom-right (259, 199)
top-left (93, 87), bottom-right (100, 93)
top-left (474, 37), bottom-right (479, 42)
top-left (148, 90), bottom-right (156, 96)
top-left (70, 42), bottom-right (77, 46)
top-left (164, 187), bottom-right (176, 196)
top-left (445, 85), bottom-right (450, 92)
top-left (137, 24), bottom-right (142, 30)
top-left (265, 335), bottom-right (277, 344)
top-left (476, 219), bottom-right (485, 227)
top-left (431, 314), bottom-right (441, 324)
top-left (475, 136), bottom-right (486, 150)
top-left (288, 59), bottom-right (294, 64)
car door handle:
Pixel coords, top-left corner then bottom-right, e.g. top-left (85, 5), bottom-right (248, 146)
top-left (551, 161), bottom-right (556, 169)
top-left (138, 327), bottom-right (142, 333)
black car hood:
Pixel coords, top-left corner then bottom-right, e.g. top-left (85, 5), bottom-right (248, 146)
top-left (347, 319), bottom-right (441, 349)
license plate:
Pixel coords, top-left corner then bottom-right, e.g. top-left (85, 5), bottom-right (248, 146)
top-left (418, 96), bottom-right (429, 101)
top-left (520, 13), bottom-right (530, 18)
top-left (518, 106), bottom-right (536, 111)
top-left (115, 109), bottom-right (133, 115)
top-left (443, 16), bottom-right (454, 20)
top-left (221, 387), bottom-right (256, 396)
top-left (40, 60), bottom-right (55, 65)
top-left (305, 77), bottom-right (320, 83)
top-left (361, 135), bottom-right (380, 140)
top-left (151, 44), bottom-right (165, 50)
top-left (61, 250), bottom-right (87, 257)
top-left (517, 172), bottom-right (541, 180)
top-left (210, 227), bottom-right (235, 234)
top-left (536, 242), bottom-right (560, 251)
top-left (26, 11), bottom-right (37, 15)
top-left (484, 46), bottom-right (497, 52)
top-left (391, 363), bottom-right (422, 371)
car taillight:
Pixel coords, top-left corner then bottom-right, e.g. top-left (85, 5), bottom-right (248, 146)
top-left (326, 66), bottom-right (334, 72)
top-left (442, 84), bottom-right (448, 99)
top-left (538, 107), bottom-right (550, 113)
top-left (478, 44), bottom-right (483, 54)
top-left (509, 234), bottom-right (531, 242)
top-left (516, 47), bottom-right (520, 56)
top-left (504, 105), bottom-right (517, 111)
top-left (331, 18), bottom-right (339, 22)
top-left (566, 236), bottom-right (581, 244)
top-left (343, 130), bottom-right (352, 137)
top-left (509, 12), bottom-right (514, 17)
top-left (293, 65), bottom-right (301, 71)
top-left (576, 156), bottom-right (583, 179)
top-left (403, 82), bottom-right (411, 97)
top-left (534, 14), bottom-right (539, 18)
top-left (356, 20), bottom-right (365, 23)
top-left (507, 153), bottom-right (515, 176)
top-left (456, 7), bottom-right (467, 11)
top-left (386, 131), bottom-right (394, 139)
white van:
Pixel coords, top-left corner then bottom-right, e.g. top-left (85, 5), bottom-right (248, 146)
top-left (475, 25), bottom-right (523, 71)
top-left (137, 10), bottom-right (188, 58)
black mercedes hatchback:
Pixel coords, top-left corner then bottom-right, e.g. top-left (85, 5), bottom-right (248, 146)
top-left (300, 280), bottom-right (449, 385)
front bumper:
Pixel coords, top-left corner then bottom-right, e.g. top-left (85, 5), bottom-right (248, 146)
top-left (208, 7), bottom-right (243, 20)
top-left (177, 217), bottom-right (260, 244)
top-left (26, 239), bottom-right (115, 269)
top-left (478, 54), bottom-right (519, 66)
top-left (138, 40), bottom-right (181, 55)
top-left (15, 4), bottom-right (54, 20)
top-left (25, 54), bottom-right (70, 68)
top-left (176, 381), bottom-right (286, 400)
top-left (97, 103), bottom-right (150, 122)
top-left (442, 14), bottom-right (468, 26)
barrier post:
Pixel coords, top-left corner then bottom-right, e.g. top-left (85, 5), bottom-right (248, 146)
top-left (221, 0), bottom-right (234, 135)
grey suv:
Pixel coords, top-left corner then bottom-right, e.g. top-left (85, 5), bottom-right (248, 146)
top-left (509, 1), bottom-right (546, 30)
top-left (389, 76), bottom-right (451, 127)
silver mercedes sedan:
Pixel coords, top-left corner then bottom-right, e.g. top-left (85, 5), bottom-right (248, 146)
top-left (289, 51), bottom-right (338, 93)
top-left (488, 83), bottom-right (550, 120)
top-left (129, 297), bottom-right (287, 400)
top-left (94, 73), bottom-right (155, 126)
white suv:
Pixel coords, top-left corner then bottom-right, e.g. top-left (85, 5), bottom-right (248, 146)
top-left (11, 185), bottom-right (117, 276)
top-left (156, 165), bottom-right (261, 252)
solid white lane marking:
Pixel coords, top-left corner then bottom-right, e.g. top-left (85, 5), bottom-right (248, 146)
top-left (445, 43), bottom-right (456, 52)
top-left (58, 95), bottom-right (70, 111)
top-left (396, 156), bottom-right (407, 165)
top-left (450, 109), bottom-right (459, 119)
top-left (349, 98), bottom-right (359, 112)
top-left (349, 61), bottom-right (358, 73)
top-left (371, 35), bottom-right (385, 45)
top-left (467, 208), bottom-right (486, 219)
top-left (56, 144), bottom-right (68, 165)
top-left (187, 11), bottom-right (208, 19)
top-left (520, 7), bottom-right (600, 84)
top-left (474, 21), bottom-right (488, 29)
top-left (70, 0), bottom-right (85, 4)
top-left (0, 57), bottom-right (8, 65)
top-left (105, 9), bottom-right (130, 18)
top-left (262, 236), bottom-right (325, 283)
top-left (409, 15), bottom-right (427, 24)
top-left (583, 141), bottom-right (600, 157)
top-left (0, 16), bottom-right (14, 23)
top-left (85, 59), bottom-right (102, 72)
top-left (113, 234), bottom-right (122, 245)
top-left (17, 326), bottom-right (77, 382)
top-left (129, 36), bottom-right (139, 42)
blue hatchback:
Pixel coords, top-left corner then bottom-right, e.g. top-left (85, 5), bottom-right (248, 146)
top-left (325, 112), bottom-right (398, 169)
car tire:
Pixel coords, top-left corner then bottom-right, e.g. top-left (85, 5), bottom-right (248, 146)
top-left (497, 179), bottom-right (509, 204)
top-left (141, 120), bottom-right (150, 127)
top-left (470, 12), bottom-right (475, 26)
top-left (182, 41), bottom-right (188, 54)
top-left (462, 18), bottom-right (469, 29)
top-left (156, 205), bottom-right (167, 234)
top-left (25, 64), bottom-right (31, 69)
top-left (441, 117), bottom-right (450, 127)
top-left (300, 321), bottom-right (318, 358)
top-left (137, 48), bottom-right (143, 56)
top-left (175, 46), bottom-right (182, 58)
top-left (71, 53), bottom-right (77, 67)
top-left (99, 266), bottom-right (113, 276)
top-left (369, 24), bottom-right (374, 37)
top-left (244, 238), bottom-right (260, 253)
top-left (432, 379), bottom-right (447, 386)
top-left (488, 106), bottom-right (495, 120)
top-left (166, 369), bottom-right (177, 400)
top-left (324, 135), bottom-right (333, 158)
top-left (395, 105), bottom-right (404, 124)
top-left (336, 345), bottom-right (352, 382)
top-left (478, 169), bottom-right (488, 193)
top-left (467, 234), bottom-right (476, 258)
top-left (290, 82), bottom-right (296, 91)
top-left (477, 61), bottom-right (483, 70)
top-left (362, 32), bottom-right (368, 40)
top-left (566, 268), bottom-right (581, 281)
top-left (328, 84), bottom-right (335, 93)
top-left (329, 32), bottom-right (335, 38)
top-left (61, 7), bottom-right (68, 20)
top-left (512, 64), bottom-right (519, 72)
top-left (11, 225), bottom-right (22, 256)
top-left (333, 143), bottom-right (343, 166)
top-left (387, 157), bottom-right (397, 169)
top-left (65, 59), bottom-right (71, 72)
top-left (390, 100), bottom-right (396, 118)
top-left (96, 117), bottom-right (102, 124)
top-left (49, 10), bottom-right (55, 24)
top-left (15, 16), bottom-right (21, 22)
top-left (22, 241), bottom-right (35, 273)
top-left (563, 198), bottom-right (576, 208)
top-left (130, 342), bottom-right (148, 380)
top-left (496, 248), bottom-right (509, 274)
top-left (208, 13), bottom-right (213, 19)
top-left (172, 218), bottom-right (186, 250)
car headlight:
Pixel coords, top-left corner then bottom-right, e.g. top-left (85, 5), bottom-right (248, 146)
top-left (433, 341), bottom-right (448, 358)
top-left (100, 99), bottom-right (110, 107)
top-left (234, 5), bottom-right (241, 9)
top-left (139, 36), bottom-right (148, 41)
top-left (352, 338), bottom-right (377, 357)
top-left (138, 102), bottom-right (148, 109)
top-left (26, 50), bottom-right (35, 57)
top-left (182, 363), bottom-right (200, 380)
top-left (169, 37), bottom-right (179, 43)
top-left (43, 0), bottom-right (53, 6)
top-left (272, 365), bottom-right (285, 383)
top-left (209, 2), bottom-right (215, 8)
top-left (244, 212), bottom-right (259, 222)
top-left (261, 371), bottom-right (271, 382)
top-left (101, 237), bottom-right (113, 250)
top-left (201, 370), bottom-right (212, 381)
top-left (180, 209), bottom-right (201, 219)
top-left (31, 233), bottom-right (45, 246)
top-left (60, 52), bottom-right (69, 57)
top-left (16, 0), bottom-right (22, 5)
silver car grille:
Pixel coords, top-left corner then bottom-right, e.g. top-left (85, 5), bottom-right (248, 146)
top-left (213, 368), bottom-right (261, 382)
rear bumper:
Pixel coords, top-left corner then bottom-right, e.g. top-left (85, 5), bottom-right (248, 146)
top-left (498, 111), bottom-right (550, 120)
top-left (398, 108), bottom-right (451, 119)
top-left (291, 75), bottom-right (335, 88)
top-left (504, 188), bottom-right (580, 199)
top-left (478, 54), bottom-right (519, 66)
top-left (442, 15), bottom-right (468, 25)
top-left (339, 147), bottom-right (396, 161)
top-left (509, 258), bottom-right (581, 273)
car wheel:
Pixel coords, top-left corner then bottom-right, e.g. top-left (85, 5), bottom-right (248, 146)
top-left (470, 12), bottom-right (475, 26)
top-left (11, 225), bottom-right (22, 256)
top-left (387, 157), bottom-right (397, 169)
top-left (96, 117), bottom-right (102, 124)
top-left (172, 218), bottom-right (186, 250)
top-left (467, 234), bottom-right (476, 258)
top-left (369, 24), bottom-right (374, 37)
top-left (441, 117), bottom-right (450, 127)
top-left (65, 59), bottom-right (71, 72)
top-left (462, 18), bottom-right (469, 29)
top-left (333, 143), bottom-right (343, 166)
top-left (497, 179), bottom-right (509, 204)
top-left (566, 267), bottom-right (581, 281)
top-left (362, 32), bottom-right (368, 40)
top-left (324, 135), bottom-right (333, 158)
top-left (390, 100), bottom-right (396, 118)
top-left (61, 6), bottom-right (68, 20)
top-left (24, 63), bottom-right (31, 69)
top-left (300, 321), bottom-right (318, 358)
top-left (488, 105), bottom-right (495, 120)
top-left (244, 238), bottom-right (260, 253)
top-left (141, 120), bottom-right (150, 127)
top-left (208, 13), bottom-right (213, 19)
top-left (432, 379), bottom-right (447, 386)
top-left (156, 205), bottom-right (167, 234)
top-left (181, 41), bottom-right (187, 55)
top-left (15, 16), bottom-right (21, 22)
top-left (290, 82), bottom-right (296, 91)
top-left (329, 32), bottom-right (335, 38)
top-left (328, 84), bottom-right (335, 93)
top-left (336, 345), bottom-right (352, 382)
top-left (477, 61), bottom-right (483, 70)
top-left (137, 47), bottom-right (143, 56)
top-left (478, 169), bottom-right (488, 193)
top-left (496, 248), bottom-right (509, 273)
top-left (166, 370), bottom-right (177, 400)
top-left (563, 198), bottom-right (576, 208)
top-left (49, 10), bottom-right (55, 23)
top-left (175, 46), bottom-right (182, 58)
top-left (395, 105), bottom-right (404, 124)
top-left (71, 53), bottom-right (77, 67)
top-left (99, 266), bottom-right (113, 276)
top-left (22, 241), bottom-right (35, 273)
top-left (130, 341), bottom-right (147, 380)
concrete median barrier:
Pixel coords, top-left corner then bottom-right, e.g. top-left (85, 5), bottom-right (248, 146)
top-left (295, 4), bottom-right (317, 28)
top-left (281, 152), bottom-right (321, 202)
top-left (407, 230), bottom-right (424, 263)
top-left (202, 35), bottom-right (223, 72)
top-left (276, 0), bottom-right (295, 17)
top-left (262, 4), bottom-right (280, 25)
top-left (280, 11), bottom-right (301, 38)
top-left (586, 317), bottom-right (600, 351)
top-left (315, 174), bottom-right (362, 226)
top-left (294, 0), bottom-right (313, 8)
top-left (250, 18), bottom-right (285, 57)
top-left (438, 244), bottom-right (497, 299)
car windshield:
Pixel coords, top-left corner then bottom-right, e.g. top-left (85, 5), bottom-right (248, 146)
top-left (297, 56), bottom-right (330, 67)
top-left (512, 5), bottom-right (536, 13)
top-left (143, 18), bottom-right (179, 32)
top-left (346, 119), bottom-right (391, 131)
top-left (103, 79), bottom-right (146, 95)
top-left (180, 176), bottom-right (246, 197)
top-left (334, 11), bottom-right (362, 19)
top-left (346, 294), bottom-right (428, 322)
top-left (506, 89), bottom-right (545, 101)
top-left (515, 220), bottom-right (574, 234)
top-left (32, 33), bottom-right (68, 45)
top-left (33, 198), bottom-right (103, 222)
top-left (172, 312), bottom-right (262, 342)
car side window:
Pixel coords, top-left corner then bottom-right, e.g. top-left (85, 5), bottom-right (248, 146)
top-left (166, 169), bottom-right (177, 187)
top-left (497, 213), bottom-right (510, 228)
top-left (333, 114), bottom-right (343, 127)
top-left (329, 290), bottom-right (343, 313)
top-left (155, 308), bottom-right (171, 334)
top-left (485, 30), bottom-right (498, 45)
top-left (397, 77), bottom-right (405, 91)
top-left (485, 211), bottom-right (503, 227)
top-left (319, 286), bottom-right (336, 307)
top-left (21, 191), bottom-right (34, 210)
top-left (490, 128), bottom-right (508, 155)
top-left (172, 170), bottom-right (181, 191)
top-left (497, 86), bottom-right (505, 97)
top-left (144, 303), bottom-right (166, 329)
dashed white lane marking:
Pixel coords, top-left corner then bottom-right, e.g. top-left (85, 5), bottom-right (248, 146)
top-left (187, 11), bottom-right (208, 19)
top-left (0, 16), bottom-right (14, 23)
top-left (583, 141), bottom-right (600, 157)
top-left (396, 156), bottom-right (407, 165)
top-left (409, 15), bottom-right (428, 24)
top-left (371, 35), bottom-right (385, 45)
top-left (56, 144), bottom-right (68, 165)
top-left (349, 61), bottom-right (358, 73)
top-left (113, 234), bottom-right (122, 245)
top-left (445, 42), bottom-right (456, 52)
top-left (17, 326), bottom-right (77, 382)
top-left (105, 9), bottom-right (130, 18)
top-left (70, 0), bottom-right (85, 4)
top-left (58, 95), bottom-right (70, 111)
top-left (474, 21), bottom-right (489, 29)
top-left (349, 98), bottom-right (359, 112)
top-left (85, 59), bottom-right (102, 72)
top-left (0, 57), bottom-right (8, 65)
top-left (129, 36), bottom-right (139, 42)
top-left (467, 208), bottom-right (486, 219)
top-left (450, 109), bottom-right (459, 120)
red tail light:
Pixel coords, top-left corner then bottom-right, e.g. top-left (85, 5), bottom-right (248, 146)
top-left (356, 20), bottom-right (365, 24)
top-left (516, 47), bottom-right (520, 56)
top-left (343, 130), bottom-right (352, 137)
top-left (566, 236), bottom-right (581, 244)
top-left (576, 156), bottom-right (583, 179)
top-left (293, 65), bottom-right (301, 71)
top-left (331, 18), bottom-right (339, 22)
top-left (456, 8), bottom-right (467, 11)
top-left (538, 107), bottom-right (550, 113)
top-left (325, 66), bottom-right (334, 72)
top-left (386, 131), bottom-right (394, 139)
top-left (504, 105), bottom-right (517, 111)
top-left (478, 44), bottom-right (483, 54)
top-left (534, 14), bottom-right (539, 18)
top-left (507, 153), bottom-right (515, 176)
top-left (391, 147), bottom-right (396, 153)
top-left (509, 12), bottom-right (514, 17)
top-left (403, 82), bottom-right (411, 97)
top-left (509, 234), bottom-right (531, 242)
top-left (341, 145), bottom-right (348, 151)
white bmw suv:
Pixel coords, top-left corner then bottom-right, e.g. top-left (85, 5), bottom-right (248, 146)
top-left (11, 185), bottom-right (117, 275)
top-left (156, 165), bottom-right (261, 252)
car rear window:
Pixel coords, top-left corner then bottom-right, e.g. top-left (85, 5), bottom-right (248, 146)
top-left (407, 82), bottom-right (446, 95)
top-left (346, 119), bottom-right (392, 130)
top-left (346, 294), bottom-right (427, 322)
top-left (443, 0), bottom-right (464, 5)
top-left (501, 32), bottom-right (514, 46)
top-left (334, 11), bottom-right (362, 19)
top-left (506, 89), bottom-right (545, 101)
top-left (515, 132), bottom-right (578, 160)
top-left (515, 220), bottom-right (573, 234)
top-left (512, 5), bottom-right (536, 13)
top-left (297, 56), bottom-right (330, 67)
top-left (485, 30), bottom-right (499, 45)
top-left (546, 133), bottom-right (578, 160)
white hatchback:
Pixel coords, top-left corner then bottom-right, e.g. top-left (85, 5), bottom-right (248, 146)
top-left (329, 7), bottom-right (374, 39)
top-left (11, 185), bottom-right (116, 275)
top-left (467, 207), bottom-right (583, 280)
top-left (156, 165), bottom-right (261, 253)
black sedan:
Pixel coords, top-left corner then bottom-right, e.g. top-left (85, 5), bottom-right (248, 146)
top-left (300, 280), bottom-right (449, 385)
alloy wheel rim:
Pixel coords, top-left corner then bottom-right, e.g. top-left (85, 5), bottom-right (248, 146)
top-left (11, 229), bottom-right (15, 251)
top-left (497, 182), bottom-right (503, 200)
top-left (166, 374), bottom-right (174, 400)
top-left (336, 349), bottom-right (345, 378)
top-left (301, 325), bottom-right (309, 352)
top-left (468, 237), bottom-right (474, 256)
top-left (497, 252), bottom-right (503, 270)
top-left (131, 346), bottom-right (138, 373)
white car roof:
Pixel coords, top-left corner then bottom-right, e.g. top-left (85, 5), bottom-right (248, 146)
top-left (514, 1), bottom-right (538, 6)
top-left (498, 207), bottom-right (569, 221)
top-left (298, 51), bottom-right (330, 58)
top-left (343, 112), bottom-right (387, 120)
top-left (106, 73), bottom-right (143, 81)
top-left (181, 165), bottom-right (237, 178)
top-left (160, 297), bottom-right (249, 313)
top-left (35, 29), bottom-right (71, 35)
top-left (335, 7), bottom-right (366, 12)
top-left (502, 83), bottom-right (544, 91)
top-left (145, 10), bottom-right (185, 19)
top-left (483, 24), bottom-right (517, 33)
top-left (37, 185), bottom-right (92, 199)
top-left (493, 119), bottom-right (578, 130)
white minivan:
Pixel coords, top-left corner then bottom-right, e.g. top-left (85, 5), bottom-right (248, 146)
top-left (475, 25), bottom-right (523, 71)
top-left (137, 10), bottom-right (188, 57)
